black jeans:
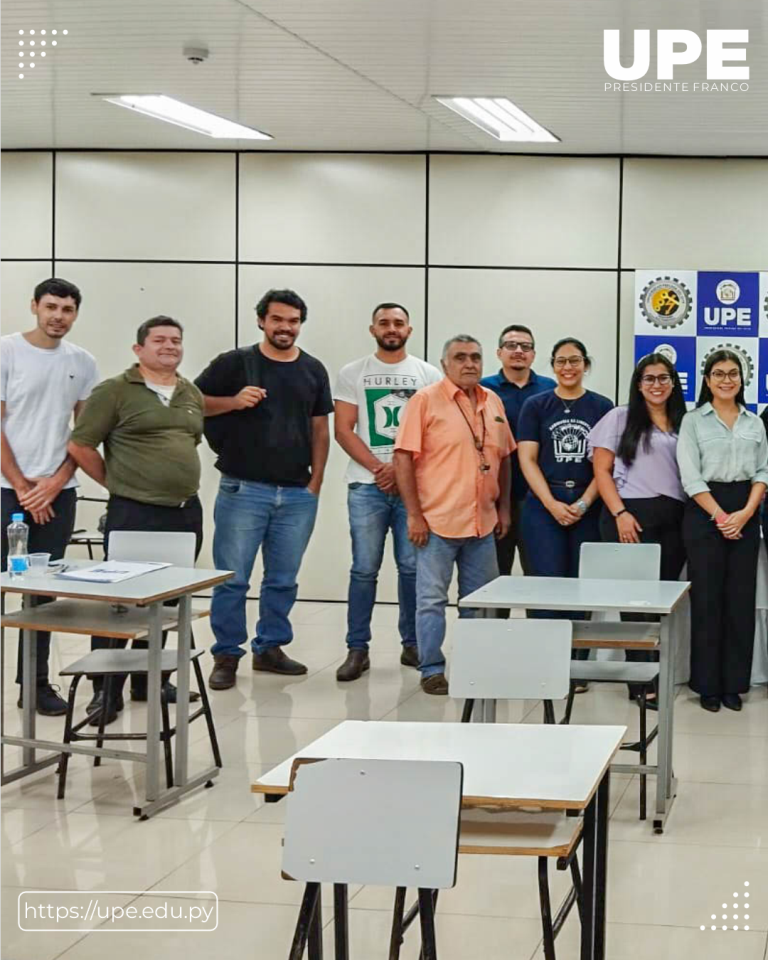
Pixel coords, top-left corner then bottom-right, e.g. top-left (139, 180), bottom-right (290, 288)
top-left (91, 494), bottom-right (203, 699)
top-left (683, 481), bottom-right (759, 698)
top-left (599, 495), bottom-right (686, 694)
top-left (1, 487), bottom-right (77, 687)
top-left (494, 498), bottom-right (530, 620)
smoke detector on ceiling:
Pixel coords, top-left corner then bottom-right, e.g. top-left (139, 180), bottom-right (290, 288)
top-left (183, 45), bottom-right (209, 64)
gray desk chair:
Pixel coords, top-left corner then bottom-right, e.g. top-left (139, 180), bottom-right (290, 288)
top-left (56, 532), bottom-right (219, 801)
top-left (283, 757), bottom-right (463, 960)
top-left (69, 495), bottom-right (108, 559)
top-left (450, 620), bottom-right (579, 960)
top-left (564, 542), bottom-right (662, 820)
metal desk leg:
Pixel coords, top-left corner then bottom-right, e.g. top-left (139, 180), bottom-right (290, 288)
top-left (654, 608), bottom-right (678, 832)
top-left (580, 792), bottom-right (596, 960)
top-left (594, 771), bottom-right (610, 960)
top-left (21, 594), bottom-right (37, 768)
top-left (174, 594), bottom-right (192, 788)
top-left (664, 607), bottom-right (679, 801)
top-left (144, 602), bottom-right (164, 805)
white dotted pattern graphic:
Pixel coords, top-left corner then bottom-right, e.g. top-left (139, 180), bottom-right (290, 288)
top-left (12, 26), bottom-right (68, 78)
top-left (701, 883), bottom-right (753, 932)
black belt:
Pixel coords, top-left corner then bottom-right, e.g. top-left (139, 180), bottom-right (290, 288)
top-left (550, 480), bottom-right (585, 490)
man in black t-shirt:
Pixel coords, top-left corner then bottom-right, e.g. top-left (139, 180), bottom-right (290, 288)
top-left (195, 289), bottom-right (332, 689)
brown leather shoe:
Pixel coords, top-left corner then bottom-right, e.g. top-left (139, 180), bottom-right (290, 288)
top-left (400, 645), bottom-right (420, 668)
top-left (252, 647), bottom-right (308, 675)
top-left (336, 650), bottom-right (370, 682)
top-left (421, 674), bottom-right (449, 696)
top-left (208, 654), bottom-right (240, 690)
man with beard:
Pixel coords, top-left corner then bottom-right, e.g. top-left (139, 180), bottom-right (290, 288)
top-left (333, 303), bottom-right (441, 681)
top-left (69, 315), bottom-right (205, 724)
top-left (196, 289), bottom-right (332, 690)
top-left (1, 277), bottom-right (98, 715)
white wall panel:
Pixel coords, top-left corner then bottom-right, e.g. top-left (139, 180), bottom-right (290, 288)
top-left (618, 271), bottom-right (636, 402)
top-left (239, 265), bottom-right (426, 603)
top-left (239, 154), bottom-right (426, 265)
top-left (622, 159), bottom-right (768, 271)
top-left (1, 153), bottom-right (53, 260)
top-left (429, 156), bottom-right (620, 269)
top-left (56, 153), bottom-right (236, 262)
top-left (1, 261), bottom-right (54, 336)
top-left (427, 269), bottom-right (618, 402)
top-left (48, 262), bottom-right (236, 567)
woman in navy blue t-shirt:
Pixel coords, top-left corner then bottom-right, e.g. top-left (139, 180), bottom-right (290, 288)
top-left (517, 338), bottom-right (614, 637)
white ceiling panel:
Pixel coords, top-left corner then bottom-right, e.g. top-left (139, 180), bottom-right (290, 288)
top-left (1, 0), bottom-right (767, 153)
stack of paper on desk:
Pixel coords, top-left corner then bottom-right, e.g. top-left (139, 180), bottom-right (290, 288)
top-left (56, 560), bottom-right (172, 583)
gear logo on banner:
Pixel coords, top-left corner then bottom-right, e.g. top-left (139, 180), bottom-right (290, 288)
top-left (639, 276), bottom-right (693, 329)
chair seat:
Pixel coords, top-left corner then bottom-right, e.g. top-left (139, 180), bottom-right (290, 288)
top-left (69, 531), bottom-right (104, 542)
top-left (61, 648), bottom-right (205, 676)
top-left (572, 621), bottom-right (660, 649)
top-left (569, 661), bottom-right (659, 685)
top-left (459, 808), bottom-right (582, 857)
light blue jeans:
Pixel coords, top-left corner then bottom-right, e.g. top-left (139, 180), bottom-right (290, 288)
top-left (210, 476), bottom-right (318, 658)
top-left (346, 482), bottom-right (416, 651)
top-left (415, 531), bottom-right (498, 678)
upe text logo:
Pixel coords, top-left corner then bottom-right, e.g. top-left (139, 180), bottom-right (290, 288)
top-left (604, 30), bottom-right (749, 85)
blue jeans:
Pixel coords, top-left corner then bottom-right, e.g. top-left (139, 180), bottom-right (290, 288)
top-left (210, 476), bottom-right (319, 658)
top-left (415, 532), bottom-right (498, 678)
top-left (346, 483), bottom-right (416, 651)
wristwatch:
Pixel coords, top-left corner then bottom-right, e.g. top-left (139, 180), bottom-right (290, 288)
top-left (575, 499), bottom-right (588, 516)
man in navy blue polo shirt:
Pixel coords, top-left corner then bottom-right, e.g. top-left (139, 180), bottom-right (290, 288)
top-left (481, 324), bottom-right (555, 588)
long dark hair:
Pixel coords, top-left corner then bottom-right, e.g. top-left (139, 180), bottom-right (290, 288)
top-left (617, 353), bottom-right (687, 466)
top-left (696, 349), bottom-right (746, 407)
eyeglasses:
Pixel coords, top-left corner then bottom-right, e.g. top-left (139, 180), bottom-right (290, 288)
top-left (710, 369), bottom-right (741, 382)
top-left (553, 356), bottom-right (585, 369)
top-left (640, 374), bottom-right (672, 386)
top-left (501, 340), bottom-right (534, 353)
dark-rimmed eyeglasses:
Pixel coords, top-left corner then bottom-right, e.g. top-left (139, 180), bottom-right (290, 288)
top-left (640, 374), bottom-right (672, 386)
top-left (553, 356), bottom-right (584, 369)
top-left (501, 340), bottom-right (534, 352)
top-left (710, 369), bottom-right (741, 382)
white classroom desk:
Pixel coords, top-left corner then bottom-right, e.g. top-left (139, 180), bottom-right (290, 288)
top-left (0, 563), bottom-right (232, 818)
top-left (254, 719), bottom-right (626, 960)
top-left (459, 576), bottom-right (690, 834)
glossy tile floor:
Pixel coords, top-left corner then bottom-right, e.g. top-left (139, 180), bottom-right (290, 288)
top-left (2, 600), bottom-right (767, 960)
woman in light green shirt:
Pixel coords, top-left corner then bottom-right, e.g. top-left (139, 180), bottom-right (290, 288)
top-left (677, 349), bottom-right (768, 714)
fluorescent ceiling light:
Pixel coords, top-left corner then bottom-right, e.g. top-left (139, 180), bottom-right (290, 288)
top-left (433, 96), bottom-right (559, 143)
top-left (98, 94), bottom-right (272, 140)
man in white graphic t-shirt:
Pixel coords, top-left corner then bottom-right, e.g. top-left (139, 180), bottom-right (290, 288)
top-left (333, 303), bottom-right (442, 681)
top-left (1, 277), bottom-right (99, 715)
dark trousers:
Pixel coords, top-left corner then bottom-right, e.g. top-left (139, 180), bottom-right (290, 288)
top-left (599, 495), bottom-right (686, 692)
top-left (683, 481), bottom-right (759, 698)
top-left (91, 494), bottom-right (203, 699)
top-left (1, 487), bottom-right (77, 686)
top-left (494, 498), bottom-right (530, 620)
top-left (522, 488), bottom-right (602, 660)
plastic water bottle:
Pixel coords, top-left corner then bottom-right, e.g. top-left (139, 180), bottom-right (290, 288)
top-left (7, 513), bottom-right (29, 578)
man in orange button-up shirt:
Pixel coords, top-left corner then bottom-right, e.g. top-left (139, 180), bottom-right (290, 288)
top-left (394, 335), bottom-right (515, 695)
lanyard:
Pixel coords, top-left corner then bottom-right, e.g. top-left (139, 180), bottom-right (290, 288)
top-left (454, 399), bottom-right (490, 473)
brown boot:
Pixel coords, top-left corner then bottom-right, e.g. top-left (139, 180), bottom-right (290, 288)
top-left (420, 673), bottom-right (449, 696)
top-left (208, 654), bottom-right (240, 690)
top-left (252, 647), bottom-right (307, 675)
top-left (336, 650), bottom-right (370, 682)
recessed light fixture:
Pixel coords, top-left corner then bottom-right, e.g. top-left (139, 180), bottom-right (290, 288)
top-left (97, 94), bottom-right (273, 140)
top-left (433, 96), bottom-right (559, 143)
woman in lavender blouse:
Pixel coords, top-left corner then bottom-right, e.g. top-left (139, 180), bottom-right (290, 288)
top-left (588, 353), bottom-right (688, 707)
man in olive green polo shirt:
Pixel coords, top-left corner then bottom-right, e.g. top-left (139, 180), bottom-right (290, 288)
top-left (69, 315), bottom-right (204, 725)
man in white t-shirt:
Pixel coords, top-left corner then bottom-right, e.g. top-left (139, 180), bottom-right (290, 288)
top-left (1, 277), bottom-right (99, 715)
top-left (333, 302), bottom-right (442, 680)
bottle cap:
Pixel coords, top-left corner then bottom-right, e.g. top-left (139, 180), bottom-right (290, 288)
top-left (11, 513), bottom-right (24, 522)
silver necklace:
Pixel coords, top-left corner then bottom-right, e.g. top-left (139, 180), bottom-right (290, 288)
top-left (556, 391), bottom-right (583, 415)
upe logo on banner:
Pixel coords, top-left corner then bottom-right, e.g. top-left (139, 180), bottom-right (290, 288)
top-left (697, 273), bottom-right (760, 338)
top-left (604, 29), bottom-right (749, 80)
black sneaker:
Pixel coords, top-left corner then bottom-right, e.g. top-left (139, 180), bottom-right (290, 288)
top-left (130, 681), bottom-right (200, 703)
top-left (17, 684), bottom-right (68, 717)
top-left (85, 689), bottom-right (125, 722)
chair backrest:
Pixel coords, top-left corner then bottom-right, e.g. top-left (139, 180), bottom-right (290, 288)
top-left (282, 758), bottom-right (463, 889)
top-left (578, 542), bottom-right (661, 581)
top-left (108, 531), bottom-right (196, 567)
top-left (449, 619), bottom-right (572, 701)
